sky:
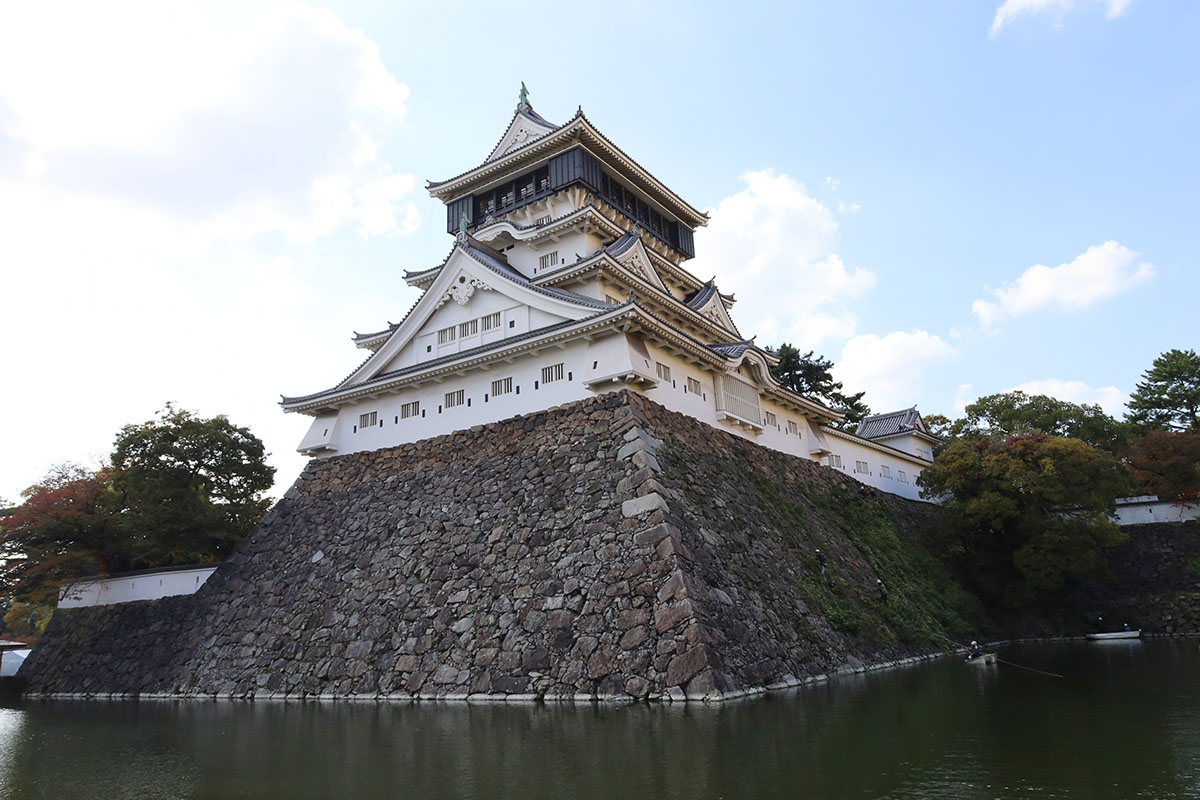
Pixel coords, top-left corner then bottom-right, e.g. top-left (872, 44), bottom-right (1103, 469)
top-left (1, 0), bottom-right (1196, 502)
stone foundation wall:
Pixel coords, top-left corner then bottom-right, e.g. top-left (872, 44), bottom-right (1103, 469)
top-left (22, 391), bottom-right (979, 701)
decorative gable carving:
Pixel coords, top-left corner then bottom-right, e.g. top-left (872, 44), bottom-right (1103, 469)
top-left (487, 111), bottom-right (557, 163)
top-left (693, 291), bottom-right (741, 337)
top-left (615, 235), bottom-right (669, 294)
top-left (436, 274), bottom-right (493, 310)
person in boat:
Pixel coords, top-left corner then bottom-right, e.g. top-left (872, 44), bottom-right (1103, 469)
top-left (968, 641), bottom-right (983, 660)
top-left (1123, 622), bottom-right (1131, 631)
top-left (1095, 616), bottom-right (1105, 633)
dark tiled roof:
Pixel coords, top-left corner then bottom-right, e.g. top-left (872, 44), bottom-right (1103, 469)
top-left (707, 340), bottom-right (755, 359)
top-left (428, 103), bottom-right (571, 189)
top-left (604, 228), bottom-right (641, 258)
top-left (684, 279), bottom-right (718, 311)
top-left (353, 323), bottom-right (399, 342)
top-left (856, 408), bottom-right (925, 440)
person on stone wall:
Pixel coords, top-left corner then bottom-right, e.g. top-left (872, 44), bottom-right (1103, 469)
top-left (816, 549), bottom-right (827, 575)
top-left (1096, 616), bottom-right (1105, 633)
top-left (876, 578), bottom-right (888, 604)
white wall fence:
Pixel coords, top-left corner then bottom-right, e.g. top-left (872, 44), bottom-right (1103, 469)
top-left (1113, 496), bottom-right (1199, 527)
top-left (58, 565), bottom-right (219, 608)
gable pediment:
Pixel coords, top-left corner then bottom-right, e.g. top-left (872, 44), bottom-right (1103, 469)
top-left (612, 234), bottom-right (670, 294)
top-left (338, 241), bottom-right (604, 390)
top-left (486, 108), bottom-right (557, 163)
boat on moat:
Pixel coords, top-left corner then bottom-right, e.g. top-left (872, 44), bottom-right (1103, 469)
top-left (1087, 630), bottom-right (1142, 640)
top-left (965, 652), bottom-right (998, 665)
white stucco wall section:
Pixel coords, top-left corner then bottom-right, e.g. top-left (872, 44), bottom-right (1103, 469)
top-left (58, 565), bottom-right (219, 608)
top-left (1113, 496), bottom-right (1199, 526)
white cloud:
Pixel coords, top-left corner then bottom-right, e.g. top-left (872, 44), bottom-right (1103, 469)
top-left (0, 0), bottom-right (418, 242)
top-left (834, 330), bottom-right (956, 412)
top-left (1008, 379), bottom-right (1127, 416)
top-left (972, 241), bottom-right (1153, 327)
top-left (0, 2), bottom-right (422, 501)
top-left (990, 0), bottom-right (1134, 36)
top-left (953, 383), bottom-right (976, 416)
top-left (690, 170), bottom-right (876, 349)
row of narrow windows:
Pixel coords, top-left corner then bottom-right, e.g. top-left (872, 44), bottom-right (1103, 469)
top-left (437, 312), bottom-right (503, 346)
top-left (351, 363), bottom-right (569, 432)
top-left (836, 455), bottom-right (910, 484)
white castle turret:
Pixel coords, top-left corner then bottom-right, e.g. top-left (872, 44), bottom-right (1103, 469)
top-left (282, 88), bottom-right (936, 500)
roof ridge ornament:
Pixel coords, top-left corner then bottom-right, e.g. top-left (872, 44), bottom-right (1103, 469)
top-left (458, 212), bottom-right (470, 238)
top-left (518, 81), bottom-right (530, 109)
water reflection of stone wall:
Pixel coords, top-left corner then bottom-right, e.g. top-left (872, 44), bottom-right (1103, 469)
top-left (23, 391), bottom-right (960, 701)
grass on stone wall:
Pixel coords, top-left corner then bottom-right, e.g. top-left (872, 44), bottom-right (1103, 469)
top-left (811, 488), bottom-right (986, 647)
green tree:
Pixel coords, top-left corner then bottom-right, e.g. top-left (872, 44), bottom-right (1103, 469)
top-left (918, 433), bottom-right (1130, 604)
top-left (770, 343), bottom-right (871, 429)
top-left (111, 405), bottom-right (276, 565)
top-left (952, 390), bottom-right (1127, 452)
top-left (1126, 348), bottom-right (1200, 432)
top-left (921, 413), bottom-right (954, 439)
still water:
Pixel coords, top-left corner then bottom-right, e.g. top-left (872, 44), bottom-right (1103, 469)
top-left (1, 639), bottom-right (1198, 799)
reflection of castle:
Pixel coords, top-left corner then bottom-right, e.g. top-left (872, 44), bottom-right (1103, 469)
top-left (282, 91), bottom-right (938, 500)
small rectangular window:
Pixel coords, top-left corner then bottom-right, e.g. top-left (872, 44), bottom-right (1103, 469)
top-left (491, 377), bottom-right (513, 396)
top-left (400, 401), bottom-right (420, 419)
top-left (687, 376), bottom-right (703, 396)
top-left (538, 251), bottom-right (559, 270)
top-left (444, 389), bottom-right (465, 408)
top-left (830, 454), bottom-right (843, 468)
top-left (787, 420), bottom-right (799, 435)
top-left (541, 363), bottom-right (565, 384)
top-left (437, 326), bottom-right (456, 345)
top-left (855, 460), bottom-right (869, 475)
top-left (534, 215), bottom-right (551, 225)
top-left (459, 319), bottom-right (478, 338)
top-left (880, 465), bottom-right (892, 479)
top-left (481, 312), bottom-right (501, 332)
top-left (764, 411), bottom-right (777, 427)
top-left (359, 411), bottom-right (377, 429)
top-left (605, 294), bottom-right (619, 304)
top-left (655, 362), bottom-right (671, 382)
top-left (898, 470), bottom-right (908, 484)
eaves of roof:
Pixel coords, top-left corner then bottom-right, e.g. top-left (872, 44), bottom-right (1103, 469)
top-left (821, 426), bottom-right (934, 465)
top-left (282, 308), bottom-right (627, 412)
top-left (534, 252), bottom-right (736, 344)
top-left (427, 112), bottom-right (708, 228)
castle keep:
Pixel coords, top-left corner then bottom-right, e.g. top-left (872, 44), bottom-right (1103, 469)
top-left (282, 90), bottom-right (938, 500)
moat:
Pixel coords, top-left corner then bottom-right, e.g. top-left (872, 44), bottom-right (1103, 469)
top-left (2, 638), bottom-right (1198, 799)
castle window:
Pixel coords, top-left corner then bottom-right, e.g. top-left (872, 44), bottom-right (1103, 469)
top-left (764, 411), bottom-right (777, 427)
top-left (655, 362), bottom-right (671, 382)
top-left (400, 401), bottom-right (420, 419)
top-left (481, 312), bottom-right (501, 332)
top-left (444, 389), bottom-right (465, 409)
top-left (787, 420), bottom-right (799, 435)
top-left (855, 460), bottom-right (869, 475)
top-left (542, 363), bottom-right (565, 384)
top-left (687, 377), bottom-right (704, 395)
top-left (881, 466), bottom-right (892, 479)
top-left (605, 295), bottom-right (619, 304)
top-left (437, 326), bottom-right (456, 345)
top-left (898, 470), bottom-right (908, 484)
top-left (359, 412), bottom-right (377, 429)
top-left (491, 377), bottom-right (513, 396)
top-left (459, 319), bottom-right (478, 338)
top-left (535, 214), bottom-right (551, 225)
top-left (539, 251), bottom-right (559, 271)
top-left (830, 454), bottom-right (843, 468)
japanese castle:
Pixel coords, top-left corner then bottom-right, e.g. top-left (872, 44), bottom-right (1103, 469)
top-left (282, 89), bottom-right (939, 500)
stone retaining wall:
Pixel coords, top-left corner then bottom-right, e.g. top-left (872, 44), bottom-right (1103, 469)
top-left (21, 391), bottom-right (974, 701)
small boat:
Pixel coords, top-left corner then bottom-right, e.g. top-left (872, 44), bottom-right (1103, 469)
top-left (965, 652), bottom-right (997, 665)
top-left (1087, 630), bottom-right (1141, 640)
